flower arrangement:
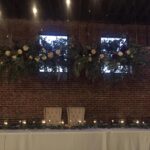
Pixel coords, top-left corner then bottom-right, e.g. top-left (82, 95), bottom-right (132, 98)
top-left (0, 38), bottom-right (68, 81)
top-left (71, 39), bottom-right (149, 82)
top-left (0, 37), bottom-right (148, 82)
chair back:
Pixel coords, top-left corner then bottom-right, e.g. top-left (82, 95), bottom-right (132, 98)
top-left (67, 107), bottom-right (85, 126)
top-left (44, 107), bottom-right (62, 125)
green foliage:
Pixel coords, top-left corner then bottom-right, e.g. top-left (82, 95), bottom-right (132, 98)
top-left (72, 39), bottom-right (150, 81)
top-left (0, 38), bottom-right (148, 82)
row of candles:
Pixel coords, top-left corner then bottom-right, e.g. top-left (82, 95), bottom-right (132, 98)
top-left (1, 119), bottom-right (145, 126)
top-left (2, 120), bottom-right (64, 126)
top-left (92, 119), bottom-right (144, 125)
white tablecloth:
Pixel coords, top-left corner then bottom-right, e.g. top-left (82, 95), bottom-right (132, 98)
top-left (0, 129), bottom-right (150, 150)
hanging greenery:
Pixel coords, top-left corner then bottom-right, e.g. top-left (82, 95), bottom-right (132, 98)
top-left (71, 39), bottom-right (150, 81)
top-left (0, 38), bottom-right (68, 81)
top-left (0, 37), bottom-right (148, 82)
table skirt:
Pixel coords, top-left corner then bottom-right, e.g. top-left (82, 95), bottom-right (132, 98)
top-left (0, 129), bottom-right (150, 150)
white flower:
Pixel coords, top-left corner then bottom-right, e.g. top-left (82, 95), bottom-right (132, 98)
top-left (48, 52), bottom-right (54, 58)
top-left (105, 61), bottom-right (109, 65)
top-left (117, 62), bottom-right (121, 66)
top-left (0, 61), bottom-right (3, 65)
top-left (130, 55), bottom-right (134, 58)
top-left (126, 50), bottom-right (131, 55)
top-left (42, 48), bottom-right (46, 53)
top-left (118, 51), bottom-right (123, 56)
top-left (55, 49), bottom-right (61, 55)
top-left (91, 49), bottom-right (96, 55)
top-left (18, 49), bottom-right (23, 55)
top-left (88, 57), bottom-right (92, 62)
top-left (5, 50), bottom-right (11, 56)
top-left (23, 45), bottom-right (29, 51)
top-left (12, 55), bottom-right (17, 60)
top-left (29, 55), bottom-right (33, 60)
top-left (34, 57), bottom-right (40, 62)
top-left (99, 54), bottom-right (105, 59)
top-left (41, 55), bottom-right (47, 60)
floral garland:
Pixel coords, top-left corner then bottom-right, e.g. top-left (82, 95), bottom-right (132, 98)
top-left (71, 39), bottom-right (148, 81)
top-left (0, 119), bottom-right (150, 129)
top-left (0, 38), bottom-right (148, 81)
top-left (0, 38), bottom-right (68, 81)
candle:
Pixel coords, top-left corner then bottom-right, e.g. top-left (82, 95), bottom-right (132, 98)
top-left (93, 120), bottom-right (97, 124)
top-left (4, 121), bottom-right (8, 126)
top-left (22, 120), bottom-right (27, 125)
top-left (120, 119), bottom-right (125, 124)
top-left (61, 120), bottom-right (64, 125)
top-left (111, 120), bottom-right (114, 123)
top-left (42, 120), bottom-right (46, 124)
top-left (136, 120), bottom-right (140, 124)
top-left (78, 120), bottom-right (82, 124)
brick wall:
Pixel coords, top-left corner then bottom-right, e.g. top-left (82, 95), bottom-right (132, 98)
top-left (0, 19), bottom-right (150, 123)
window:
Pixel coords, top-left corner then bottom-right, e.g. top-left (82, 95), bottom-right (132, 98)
top-left (39, 35), bottom-right (68, 73)
top-left (100, 37), bottom-right (130, 74)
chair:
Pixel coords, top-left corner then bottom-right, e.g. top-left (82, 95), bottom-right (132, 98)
top-left (67, 107), bottom-right (85, 126)
top-left (44, 107), bottom-right (62, 125)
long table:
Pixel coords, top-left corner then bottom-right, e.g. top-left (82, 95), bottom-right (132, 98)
top-left (0, 129), bottom-right (150, 150)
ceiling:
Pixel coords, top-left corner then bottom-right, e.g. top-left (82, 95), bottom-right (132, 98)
top-left (1, 0), bottom-right (150, 24)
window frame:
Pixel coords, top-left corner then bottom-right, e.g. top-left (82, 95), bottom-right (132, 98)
top-left (100, 36), bottom-right (132, 74)
top-left (38, 34), bottom-right (69, 74)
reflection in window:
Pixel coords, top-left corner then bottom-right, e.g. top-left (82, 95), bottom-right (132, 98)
top-left (101, 37), bottom-right (130, 74)
top-left (39, 35), bottom-right (68, 73)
